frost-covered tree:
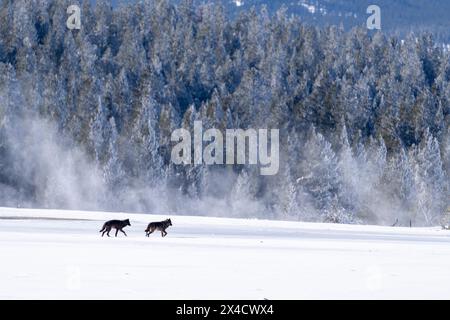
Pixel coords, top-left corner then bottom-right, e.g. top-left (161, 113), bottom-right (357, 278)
top-left (103, 117), bottom-right (124, 191)
top-left (410, 130), bottom-right (447, 225)
top-left (296, 127), bottom-right (348, 222)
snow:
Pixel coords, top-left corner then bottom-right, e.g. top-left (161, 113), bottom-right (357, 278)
top-left (298, 1), bottom-right (327, 15)
top-left (1, 207), bottom-right (450, 299)
top-left (300, 2), bottom-right (316, 14)
top-left (232, 0), bottom-right (243, 7)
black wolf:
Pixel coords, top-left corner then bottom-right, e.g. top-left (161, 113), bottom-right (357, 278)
top-left (145, 219), bottom-right (172, 237)
top-left (99, 219), bottom-right (131, 237)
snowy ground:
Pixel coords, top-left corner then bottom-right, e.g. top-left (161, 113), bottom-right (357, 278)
top-left (1, 207), bottom-right (450, 299)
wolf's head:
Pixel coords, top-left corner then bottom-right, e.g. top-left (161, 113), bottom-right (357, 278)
top-left (167, 219), bottom-right (172, 226)
top-left (125, 219), bottom-right (131, 226)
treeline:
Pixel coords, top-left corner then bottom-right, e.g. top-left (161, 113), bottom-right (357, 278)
top-left (182, 0), bottom-right (450, 44)
top-left (0, 0), bottom-right (448, 226)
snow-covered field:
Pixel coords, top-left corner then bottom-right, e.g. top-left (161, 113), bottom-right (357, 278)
top-left (1, 207), bottom-right (450, 300)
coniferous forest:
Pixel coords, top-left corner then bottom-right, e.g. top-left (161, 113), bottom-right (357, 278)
top-left (0, 0), bottom-right (449, 226)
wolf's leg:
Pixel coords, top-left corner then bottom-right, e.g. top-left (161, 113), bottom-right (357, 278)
top-left (102, 230), bottom-right (106, 237)
top-left (147, 229), bottom-right (154, 237)
top-left (120, 229), bottom-right (127, 237)
top-left (163, 230), bottom-right (168, 237)
top-left (115, 228), bottom-right (119, 237)
top-left (106, 227), bottom-right (111, 237)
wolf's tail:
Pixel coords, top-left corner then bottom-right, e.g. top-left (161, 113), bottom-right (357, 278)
top-left (99, 223), bottom-right (106, 232)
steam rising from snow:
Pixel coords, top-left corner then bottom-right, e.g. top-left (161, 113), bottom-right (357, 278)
top-left (0, 113), bottom-right (268, 218)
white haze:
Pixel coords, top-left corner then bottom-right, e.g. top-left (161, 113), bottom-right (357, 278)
top-left (0, 113), bottom-right (267, 217)
top-left (0, 107), bottom-right (448, 228)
